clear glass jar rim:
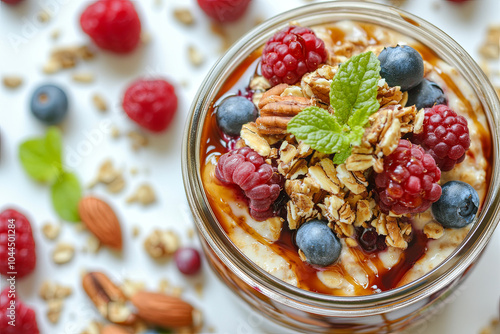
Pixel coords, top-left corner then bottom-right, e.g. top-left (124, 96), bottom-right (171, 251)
top-left (182, 1), bottom-right (500, 316)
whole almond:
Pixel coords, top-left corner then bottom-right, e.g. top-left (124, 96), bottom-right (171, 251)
top-left (130, 291), bottom-right (195, 328)
top-left (78, 196), bottom-right (122, 249)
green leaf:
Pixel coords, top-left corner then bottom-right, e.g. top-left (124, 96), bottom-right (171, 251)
top-left (287, 106), bottom-right (350, 154)
top-left (332, 147), bottom-right (352, 164)
top-left (19, 127), bottom-right (63, 182)
top-left (51, 171), bottom-right (81, 222)
top-left (330, 51), bottom-right (381, 127)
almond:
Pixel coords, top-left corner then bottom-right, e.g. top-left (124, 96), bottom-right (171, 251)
top-left (130, 291), bottom-right (196, 328)
top-left (78, 196), bottom-right (122, 249)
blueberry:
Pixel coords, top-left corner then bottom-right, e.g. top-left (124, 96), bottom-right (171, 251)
top-left (30, 84), bottom-right (68, 125)
top-left (431, 181), bottom-right (479, 228)
top-left (378, 45), bottom-right (424, 91)
top-left (295, 219), bottom-right (342, 267)
top-left (406, 79), bottom-right (447, 110)
top-left (216, 95), bottom-right (258, 137)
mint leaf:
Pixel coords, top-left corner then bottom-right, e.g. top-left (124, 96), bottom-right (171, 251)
top-left (51, 171), bottom-right (81, 222)
top-left (19, 127), bottom-right (63, 182)
top-left (287, 106), bottom-right (350, 154)
top-left (330, 51), bottom-right (381, 127)
top-left (332, 148), bottom-right (352, 164)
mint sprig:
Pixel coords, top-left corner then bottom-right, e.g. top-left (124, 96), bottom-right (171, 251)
top-left (19, 127), bottom-right (82, 222)
top-left (287, 51), bottom-right (381, 163)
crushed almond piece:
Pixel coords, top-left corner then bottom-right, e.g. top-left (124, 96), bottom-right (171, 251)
top-left (126, 183), bottom-right (156, 206)
top-left (92, 93), bottom-right (108, 112)
top-left (52, 243), bottom-right (75, 264)
top-left (41, 222), bottom-right (61, 240)
top-left (40, 280), bottom-right (72, 324)
top-left (241, 123), bottom-right (271, 157)
top-left (43, 45), bottom-right (95, 74)
top-left (111, 126), bottom-right (121, 138)
top-left (81, 321), bottom-right (103, 334)
top-left (173, 8), bottom-right (195, 26)
top-left (194, 282), bottom-right (204, 298)
top-left (144, 229), bottom-right (180, 259)
top-left (2, 76), bottom-right (23, 89)
top-left (188, 45), bottom-right (205, 67)
top-left (47, 299), bottom-right (63, 323)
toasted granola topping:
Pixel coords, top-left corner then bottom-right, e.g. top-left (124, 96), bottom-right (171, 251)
top-left (308, 159), bottom-right (341, 195)
top-left (301, 64), bottom-right (337, 104)
top-left (423, 222), bottom-right (444, 239)
top-left (240, 122), bottom-right (272, 156)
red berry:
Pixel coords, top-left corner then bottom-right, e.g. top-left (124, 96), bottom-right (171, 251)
top-left (261, 26), bottom-right (328, 86)
top-left (197, 0), bottom-right (251, 23)
top-left (0, 209), bottom-right (36, 279)
top-left (122, 79), bottom-right (178, 132)
top-left (411, 105), bottom-right (470, 171)
top-left (0, 287), bottom-right (39, 334)
top-left (375, 140), bottom-right (442, 215)
top-left (1, 0), bottom-right (23, 4)
top-left (174, 247), bottom-right (202, 276)
top-left (80, 0), bottom-right (141, 54)
top-left (216, 147), bottom-right (283, 221)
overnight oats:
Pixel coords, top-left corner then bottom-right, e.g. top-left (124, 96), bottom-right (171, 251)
top-left (183, 2), bottom-right (500, 332)
top-left (200, 20), bottom-right (491, 296)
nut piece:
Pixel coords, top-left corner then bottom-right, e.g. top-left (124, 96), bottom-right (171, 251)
top-left (188, 45), bottom-right (204, 67)
top-left (78, 196), bottom-right (123, 250)
top-left (424, 222), bottom-right (444, 239)
top-left (144, 229), bottom-right (180, 259)
top-left (130, 291), bottom-right (197, 328)
top-left (41, 222), bottom-right (61, 240)
top-left (82, 272), bottom-right (136, 325)
top-left (88, 160), bottom-right (126, 194)
top-left (173, 8), bottom-right (195, 26)
top-left (2, 76), bottom-right (23, 89)
top-left (126, 183), bottom-right (156, 206)
top-left (101, 325), bottom-right (133, 334)
top-left (301, 64), bottom-right (337, 104)
top-left (52, 243), bottom-right (75, 264)
top-left (92, 94), bottom-right (108, 112)
top-left (240, 123), bottom-right (272, 157)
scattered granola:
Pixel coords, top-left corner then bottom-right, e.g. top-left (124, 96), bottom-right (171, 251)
top-left (92, 93), bottom-right (108, 112)
top-left (2, 75), bottom-right (23, 89)
top-left (88, 159), bottom-right (126, 194)
top-left (52, 242), bottom-right (75, 264)
top-left (144, 229), bottom-right (180, 259)
top-left (72, 72), bottom-right (95, 83)
top-left (41, 222), bottom-right (61, 240)
top-left (37, 10), bottom-right (51, 23)
top-left (173, 8), bottom-right (195, 26)
top-left (126, 183), bottom-right (156, 206)
top-left (39, 280), bottom-right (72, 324)
top-left (43, 45), bottom-right (95, 74)
top-left (188, 45), bottom-right (205, 67)
top-left (127, 130), bottom-right (149, 150)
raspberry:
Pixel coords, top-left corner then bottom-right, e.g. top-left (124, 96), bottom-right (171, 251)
top-left (0, 209), bottom-right (36, 279)
top-left (80, 0), bottom-right (141, 54)
top-left (261, 26), bottom-right (328, 86)
top-left (197, 0), bottom-right (251, 23)
top-left (375, 140), bottom-right (442, 215)
top-left (411, 105), bottom-right (470, 171)
top-left (122, 79), bottom-right (178, 132)
top-left (216, 147), bottom-right (283, 221)
top-left (0, 287), bottom-right (39, 334)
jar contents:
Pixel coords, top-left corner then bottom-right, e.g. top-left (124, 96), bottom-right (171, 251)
top-left (200, 21), bottom-right (492, 296)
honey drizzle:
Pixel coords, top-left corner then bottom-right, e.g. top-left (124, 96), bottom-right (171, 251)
top-left (200, 23), bottom-right (493, 296)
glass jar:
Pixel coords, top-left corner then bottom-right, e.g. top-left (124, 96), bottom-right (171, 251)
top-left (182, 1), bottom-right (500, 332)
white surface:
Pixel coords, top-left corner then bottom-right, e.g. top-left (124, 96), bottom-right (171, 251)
top-left (0, 0), bottom-right (499, 333)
